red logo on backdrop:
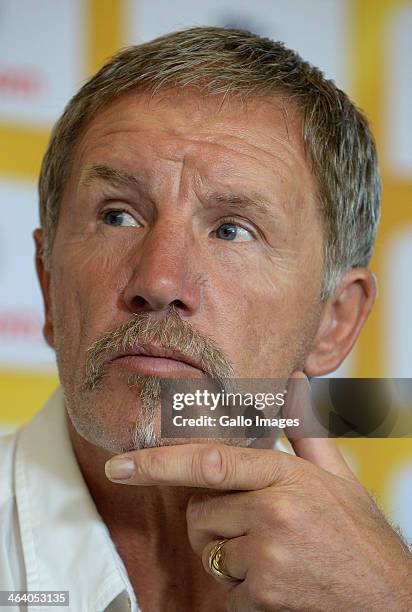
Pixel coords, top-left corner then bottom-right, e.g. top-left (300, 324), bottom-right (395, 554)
top-left (0, 65), bottom-right (43, 97)
top-left (0, 311), bottom-right (43, 342)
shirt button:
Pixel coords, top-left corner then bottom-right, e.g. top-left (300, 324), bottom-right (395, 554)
top-left (127, 597), bottom-right (132, 610)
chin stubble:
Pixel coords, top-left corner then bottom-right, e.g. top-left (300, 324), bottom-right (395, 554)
top-left (75, 307), bottom-right (235, 451)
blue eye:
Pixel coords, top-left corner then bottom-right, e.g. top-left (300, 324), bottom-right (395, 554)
top-left (102, 210), bottom-right (139, 227)
top-left (215, 223), bottom-right (254, 241)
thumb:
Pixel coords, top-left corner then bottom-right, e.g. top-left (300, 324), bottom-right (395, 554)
top-left (285, 372), bottom-right (354, 479)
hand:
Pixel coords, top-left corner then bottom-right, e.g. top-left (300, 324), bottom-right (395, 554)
top-left (105, 375), bottom-right (412, 611)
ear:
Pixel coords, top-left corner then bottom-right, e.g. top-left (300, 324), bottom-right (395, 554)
top-left (33, 228), bottom-right (54, 349)
top-left (304, 268), bottom-right (376, 376)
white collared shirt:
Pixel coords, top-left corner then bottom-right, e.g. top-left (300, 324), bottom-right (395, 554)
top-left (0, 387), bottom-right (140, 612)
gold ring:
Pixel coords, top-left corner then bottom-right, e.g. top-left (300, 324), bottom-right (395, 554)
top-left (208, 539), bottom-right (237, 582)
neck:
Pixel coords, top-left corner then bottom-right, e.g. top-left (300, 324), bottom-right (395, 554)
top-left (66, 413), bottom-right (230, 611)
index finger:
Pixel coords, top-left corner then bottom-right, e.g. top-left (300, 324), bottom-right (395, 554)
top-left (105, 442), bottom-right (297, 489)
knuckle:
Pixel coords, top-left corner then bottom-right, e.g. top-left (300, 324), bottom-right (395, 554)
top-left (258, 538), bottom-right (282, 568)
top-left (137, 450), bottom-right (166, 482)
top-left (273, 496), bottom-right (302, 531)
top-left (244, 573), bottom-right (276, 611)
top-left (196, 445), bottom-right (232, 487)
top-left (186, 493), bottom-right (210, 526)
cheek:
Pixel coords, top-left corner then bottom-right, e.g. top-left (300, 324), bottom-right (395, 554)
top-left (50, 239), bottom-right (128, 352)
top-left (219, 272), bottom-right (320, 377)
top-left (56, 225), bottom-right (135, 295)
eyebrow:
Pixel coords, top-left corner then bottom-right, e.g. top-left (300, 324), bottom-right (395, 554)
top-left (204, 191), bottom-right (280, 222)
top-left (80, 164), bottom-right (146, 191)
top-left (80, 164), bottom-right (280, 223)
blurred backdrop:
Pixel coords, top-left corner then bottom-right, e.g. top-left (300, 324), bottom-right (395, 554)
top-left (1, 0), bottom-right (411, 539)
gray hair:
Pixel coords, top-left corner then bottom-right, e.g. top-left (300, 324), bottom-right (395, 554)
top-left (38, 26), bottom-right (381, 299)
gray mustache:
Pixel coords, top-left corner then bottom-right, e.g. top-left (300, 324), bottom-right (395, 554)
top-left (82, 307), bottom-right (234, 392)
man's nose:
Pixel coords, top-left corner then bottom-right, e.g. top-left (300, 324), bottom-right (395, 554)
top-left (122, 222), bottom-right (203, 315)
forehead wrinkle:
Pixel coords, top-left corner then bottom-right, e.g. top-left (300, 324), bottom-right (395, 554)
top-left (130, 113), bottom-right (306, 177)
top-left (79, 163), bottom-right (148, 192)
top-left (185, 133), bottom-right (310, 188)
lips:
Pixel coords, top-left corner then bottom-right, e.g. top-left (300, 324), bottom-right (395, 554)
top-left (108, 344), bottom-right (204, 376)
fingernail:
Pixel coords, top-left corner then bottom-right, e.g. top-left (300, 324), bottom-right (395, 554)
top-left (105, 457), bottom-right (135, 480)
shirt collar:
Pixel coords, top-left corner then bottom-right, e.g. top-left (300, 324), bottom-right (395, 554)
top-left (15, 386), bottom-right (139, 612)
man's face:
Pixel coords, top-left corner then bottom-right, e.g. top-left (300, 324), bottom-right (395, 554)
top-left (42, 90), bottom-right (324, 453)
